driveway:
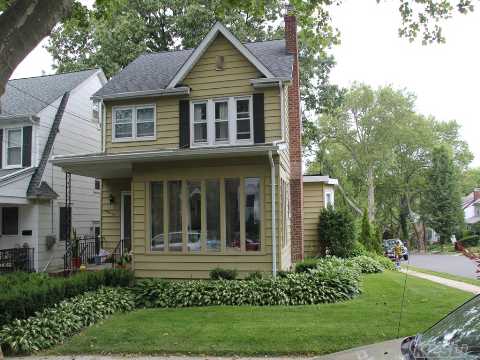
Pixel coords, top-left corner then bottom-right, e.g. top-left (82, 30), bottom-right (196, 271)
top-left (408, 254), bottom-right (478, 279)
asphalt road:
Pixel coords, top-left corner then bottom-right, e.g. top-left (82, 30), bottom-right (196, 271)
top-left (407, 254), bottom-right (478, 279)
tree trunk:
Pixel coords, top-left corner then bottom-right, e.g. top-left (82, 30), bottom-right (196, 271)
top-left (0, 0), bottom-right (74, 100)
top-left (367, 166), bottom-right (375, 222)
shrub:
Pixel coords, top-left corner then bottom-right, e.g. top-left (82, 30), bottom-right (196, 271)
top-left (134, 269), bottom-right (360, 309)
top-left (0, 287), bottom-right (134, 354)
top-left (349, 255), bottom-right (384, 274)
top-left (244, 271), bottom-right (263, 280)
top-left (318, 207), bottom-right (356, 258)
top-left (209, 267), bottom-right (237, 280)
top-left (371, 253), bottom-right (396, 271)
top-left (351, 241), bottom-right (368, 257)
top-left (295, 258), bottom-right (320, 273)
top-left (0, 269), bottom-right (134, 327)
top-left (459, 235), bottom-right (480, 247)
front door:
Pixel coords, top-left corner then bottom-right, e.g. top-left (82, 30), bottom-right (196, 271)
top-left (121, 192), bottom-right (132, 252)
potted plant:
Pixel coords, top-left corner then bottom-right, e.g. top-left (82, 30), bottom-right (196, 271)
top-left (116, 251), bottom-right (132, 269)
top-left (71, 230), bottom-right (81, 269)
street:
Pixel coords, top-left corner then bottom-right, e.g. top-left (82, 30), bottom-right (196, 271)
top-left (408, 254), bottom-right (478, 279)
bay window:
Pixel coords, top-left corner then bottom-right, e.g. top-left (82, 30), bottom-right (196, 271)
top-left (149, 177), bottom-right (261, 253)
top-left (6, 128), bottom-right (22, 167)
top-left (113, 105), bottom-right (155, 141)
top-left (190, 96), bottom-right (253, 147)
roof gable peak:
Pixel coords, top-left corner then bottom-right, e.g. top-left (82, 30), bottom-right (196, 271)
top-left (167, 22), bottom-right (274, 88)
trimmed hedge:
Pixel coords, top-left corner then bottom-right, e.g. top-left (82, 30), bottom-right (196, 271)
top-left (0, 269), bottom-right (134, 327)
top-left (134, 266), bottom-right (361, 308)
top-left (0, 287), bottom-right (134, 354)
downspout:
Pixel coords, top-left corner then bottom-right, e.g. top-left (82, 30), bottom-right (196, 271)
top-left (279, 80), bottom-right (285, 141)
top-left (268, 150), bottom-right (277, 278)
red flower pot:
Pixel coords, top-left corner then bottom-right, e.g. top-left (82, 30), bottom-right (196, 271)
top-left (72, 257), bottom-right (81, 269)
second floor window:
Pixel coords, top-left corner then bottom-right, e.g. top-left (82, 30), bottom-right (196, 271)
top-left (112, 105), bottom-right (155, 141)
top-left (6, 128), bottom-right (22, 167)
top-left (190, 96), bottom-right (253, 147)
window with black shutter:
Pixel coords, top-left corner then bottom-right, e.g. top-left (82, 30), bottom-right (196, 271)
top-left (2, 207), bottom-right (19, 235)
top-left (59, 207), bottom-right (71, 241)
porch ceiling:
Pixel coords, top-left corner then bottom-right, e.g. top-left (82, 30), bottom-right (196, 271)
top-left (51, 144), bottom-right (280, 179)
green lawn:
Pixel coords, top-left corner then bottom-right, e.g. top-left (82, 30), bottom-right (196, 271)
top-left (405, 265), bottom-right (480, 287)
top-left (50, 271), bottom-right (471, 356)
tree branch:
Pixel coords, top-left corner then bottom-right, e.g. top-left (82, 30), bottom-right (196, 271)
top-left (0, 0), bottom-right (74, 100)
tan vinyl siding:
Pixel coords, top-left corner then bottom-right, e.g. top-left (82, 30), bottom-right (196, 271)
top-left (130, 156), bottom-right (280, 279)
top-left (101, 178), bottom-right (131, 251)
top-left (303, 182), bottom-right (326, 258)
top-left (104, 34), bottom-right (283, 153)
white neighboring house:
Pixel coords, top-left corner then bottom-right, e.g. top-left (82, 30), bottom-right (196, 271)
top-left (0, 69), bottom-right (106, 272)
top-left (462, 188), bottom-right (480, 226)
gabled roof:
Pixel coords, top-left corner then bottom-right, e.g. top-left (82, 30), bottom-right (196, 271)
top-left (93, 23), bottom-right (293, 100)
top-left (1, 69), bottom-right (99, 117)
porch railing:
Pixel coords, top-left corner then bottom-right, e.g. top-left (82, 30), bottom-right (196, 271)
top-left (0, 247), bottom-right (35, 273)
top-left (110, 238), bottom-right (131, 267)
top-left (64, 235), bottom-right (103, 272)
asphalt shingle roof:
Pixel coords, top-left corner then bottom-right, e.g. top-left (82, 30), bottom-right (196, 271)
top-left (94, 39), bottom-right (293, 98)
top-left (1, 69), bottom-right (98, 116)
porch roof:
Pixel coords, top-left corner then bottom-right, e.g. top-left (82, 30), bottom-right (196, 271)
top-left (51, 144), bottom-right (280, 179)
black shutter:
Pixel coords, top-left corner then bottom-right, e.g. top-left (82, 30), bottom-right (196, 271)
top-left (0, 128), bottom-right (3, 168)
top-left (22, 126), bottom-right (32, 167)
top-left (253, 93), bottom-right (265, 144)
top-left (179, 100), bottom-right (190, 148)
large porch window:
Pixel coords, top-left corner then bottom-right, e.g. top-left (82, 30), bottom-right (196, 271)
top-left (2, 207), bottom-right (18, 235)
top-left (149, 177), bottom-right (261, 253)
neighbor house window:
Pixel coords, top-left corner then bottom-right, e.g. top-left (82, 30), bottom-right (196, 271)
top-left (112, 105), bottom-right (155, 141)
top-left (187, 181), bottom-right (201, 252)
top-left (94, 179), bottom-right (101, 191)
top-left (151, 182), bottom-right (164, 251)
top-left (6, 128), bottom-right (22, 167)
top-left (59, 207), bottom-right (71, 241)
top-left (245, 178), bottom-right (260, 251)
top-left (168, 180), bottom-right (182, 252)
top-left (190, 96), bottom-right (253, 146)
top-left (206, 180), bottom-right (220, 251)
top-left (2, 207), bottom-right (18, 235)
top-left (325, 190), bottom-right (334, 208)
top-left (225, 178), bottom-right (240, 249)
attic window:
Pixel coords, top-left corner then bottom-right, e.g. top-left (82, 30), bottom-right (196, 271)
top-left (216, 55), bottom-right (224, 70)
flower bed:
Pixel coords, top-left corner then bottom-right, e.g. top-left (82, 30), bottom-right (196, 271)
top-left (0, 287), bottom-right (134, 354)
top-left (134, 264), bottom-right (361, 309)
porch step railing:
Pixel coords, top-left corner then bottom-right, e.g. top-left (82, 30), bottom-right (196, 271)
top-left (64, 235), bottom-right (103, 272)
top-left (110, 238), bottom-right (131, 268)
top-left (0, 247), bottom-right (35, 273)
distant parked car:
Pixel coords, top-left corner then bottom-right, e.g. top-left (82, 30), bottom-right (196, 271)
top-left (384, 239), bottom-right (409, 261)
top-left (401, 294), bottom-right (480, 359)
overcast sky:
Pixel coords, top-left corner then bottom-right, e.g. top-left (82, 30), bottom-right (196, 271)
top-left (11, 0), bottom-right (480, 166)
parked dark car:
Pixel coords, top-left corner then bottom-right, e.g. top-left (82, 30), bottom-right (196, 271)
top-left (401, 294), bottom-right (480, 359)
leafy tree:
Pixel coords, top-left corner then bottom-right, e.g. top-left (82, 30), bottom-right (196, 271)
top-left (460, 167), bottom-right (480, 195)
top-left (359, 208), bottom-right (373, 251)
top-left (421, 146), bottom-right (464, 246)
top-left (318, 206), bottom-right (355, 258)
top-left (0, 0), bottom-right (73, 99)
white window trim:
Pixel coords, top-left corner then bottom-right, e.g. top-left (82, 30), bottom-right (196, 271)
top-left (324, 190), bottom-right (334, 208)
top-left (190, 96), bottom-right (253, 148)
top-left (112, 104), bottom-right (156, 142)
top-left (3, 127), bottom-right (23, 169)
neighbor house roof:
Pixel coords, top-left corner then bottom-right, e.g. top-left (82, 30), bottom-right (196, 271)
top-left (93, 31), bottom-right (293, 100)
top-left (0, 69), bottom-right (99, 117)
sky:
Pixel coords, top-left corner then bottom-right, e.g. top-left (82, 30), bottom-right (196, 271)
top-left (11, 0), bottom-right (480, 166)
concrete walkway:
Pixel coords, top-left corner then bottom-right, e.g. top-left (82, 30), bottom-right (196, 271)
top-left (401, 268), bottom-right (480, 294)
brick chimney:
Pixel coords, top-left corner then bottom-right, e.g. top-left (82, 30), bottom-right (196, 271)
top-left (285, 5), bottom-right (304, 262)
top-left (474, 188), bottom-right (480, 202)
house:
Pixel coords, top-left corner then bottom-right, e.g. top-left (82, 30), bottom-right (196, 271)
top-left (0, 69), bottom-right (106, 272)
top-left (462, 188), bottom-right (480, 226)
top-left (303, 175), bottom-right (337, 257)
top-left (52, 10), bottom-right (311, 278)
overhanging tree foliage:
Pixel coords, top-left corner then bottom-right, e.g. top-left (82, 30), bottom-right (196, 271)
top-left (421, 145), bottom-right (464, 245)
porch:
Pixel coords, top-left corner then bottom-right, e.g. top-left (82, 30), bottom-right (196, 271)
top-left (0, 247), bottom-right (35, 273)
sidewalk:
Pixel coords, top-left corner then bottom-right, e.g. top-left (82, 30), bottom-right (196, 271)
top-left (400, 268), bottom-right (480, 294)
